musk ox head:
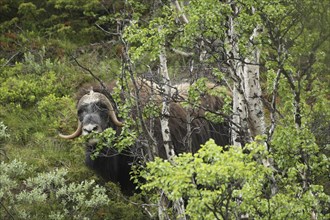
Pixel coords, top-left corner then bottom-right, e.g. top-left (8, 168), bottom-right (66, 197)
top-left (59, 90), bottom-right (135, 193)
top-left (59, 90), bottom-right (123, 139)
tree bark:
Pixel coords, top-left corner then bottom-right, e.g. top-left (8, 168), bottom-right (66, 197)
top-left (159, 45), bottom-right (176, 160)
top-left (158, 28), bottom-right (186, 220)
top-left (227, 4), bottom-right (278, 207)
top-left (227, 6), bottom-right (265, 146)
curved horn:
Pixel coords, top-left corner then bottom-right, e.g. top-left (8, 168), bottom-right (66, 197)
top-left (104, 98), bottom-right (124, 127)
top-left (78, 91), bottom-right (124, 127)
top-left (59, 120), bottom-right (82, 139)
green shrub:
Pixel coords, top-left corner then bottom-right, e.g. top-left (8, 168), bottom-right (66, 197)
top-left (0, 121), bottom-right (9, 143)
top-left (0, 160), bottom-right (147, 219)
top-left (139, 139), bottom-right (330, 219)
top-left (0, 160), bottom-right (108, 219)
top-left (0, 121), bottom-right (10, 161)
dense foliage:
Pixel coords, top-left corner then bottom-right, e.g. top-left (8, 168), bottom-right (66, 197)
top-left (0, 0), bottom-right (329, 219)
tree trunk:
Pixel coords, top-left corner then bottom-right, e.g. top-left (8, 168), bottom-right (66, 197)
top-left (227, 5), bottom-right (278, 212)
top-left (158, 28), bottom-right (186, 220)
top-left (159, 45), bottom-right (176, 160)
top-left (242, 43), bottom-right (265, 138)
top-left (228, 6), bottom-right (265, 146)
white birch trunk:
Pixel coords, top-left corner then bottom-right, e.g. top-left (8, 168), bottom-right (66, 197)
top-left (232, 80), bottom-right (251, 146)
top-left (228, 5), bottom-right (279, 200)
top-left (159, 46), bottom-right (176, 160)
top-left (243, 28), bottom-right (265, 138)
top-left (228, 7), bottom-right (265, 146)
top-left (228, 8), bottom-right (251, 146)
top-left (227, 6), bottom-right (274, 219)
top-left (158, 28), bottom-right (186, 220)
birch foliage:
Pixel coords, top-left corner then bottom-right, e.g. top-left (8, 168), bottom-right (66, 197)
top-left (124, 0), bottom-right (329, 218)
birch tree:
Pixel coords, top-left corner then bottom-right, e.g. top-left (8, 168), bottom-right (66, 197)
top-left (123, 0), bottom-right (329, 218)
top-left (226, 3), bottom-right (265, 146)
top-left (159, 26), bottom-right (187, 220)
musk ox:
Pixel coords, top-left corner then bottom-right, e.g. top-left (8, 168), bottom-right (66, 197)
top-left (59, 80), bottom-right (230, 192)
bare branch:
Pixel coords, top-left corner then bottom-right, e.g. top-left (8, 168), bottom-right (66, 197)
top-left (71, 55), bottom-right (121, 116)
top-left (267, 69), bottom-right (281, 146)
top-left (1, 52), bottom-right (21, 68)
top-left (172, 0), bottom-right (189, 24)
top-left (171, 48), bottom-right (193, 57)
top-left (0, 202), bottom-right (15, 220)
top-left (95, 23), bottom-right (120, 36)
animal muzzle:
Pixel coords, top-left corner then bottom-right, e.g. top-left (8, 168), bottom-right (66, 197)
top-left (59, 90), bottom-right (124, 140)
top-left (82, 124), bottom-right (102, 136)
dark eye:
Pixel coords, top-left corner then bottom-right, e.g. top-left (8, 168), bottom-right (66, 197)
top-left (78, 106), bottom-right (86, 116)
top-left (97, 103), bottom-right (109, 111)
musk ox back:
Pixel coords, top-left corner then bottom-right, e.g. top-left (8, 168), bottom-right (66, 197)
top-left (59, 80), bottom-right (230, 192)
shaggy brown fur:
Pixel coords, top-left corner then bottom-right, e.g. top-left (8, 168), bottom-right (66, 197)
top-left (62, 80), bottom-right (230, 192)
